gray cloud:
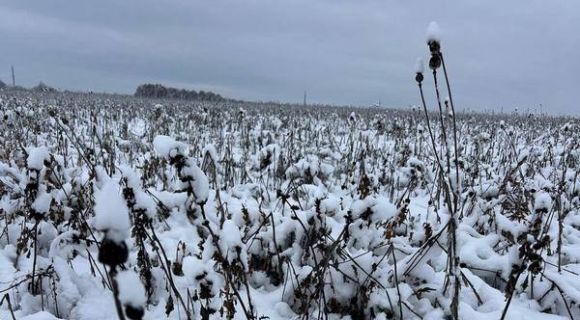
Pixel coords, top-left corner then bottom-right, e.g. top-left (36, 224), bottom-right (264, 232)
top-left (0, 0), bottom-right (578, 114)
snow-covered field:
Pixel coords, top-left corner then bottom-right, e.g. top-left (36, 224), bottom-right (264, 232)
top-left (0, 89), bottom-right (579, 320)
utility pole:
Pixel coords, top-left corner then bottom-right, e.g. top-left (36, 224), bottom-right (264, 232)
top-left (303, 91), bottom-right (307, 106)
top-left (11, 65), bottom-right (15, 87)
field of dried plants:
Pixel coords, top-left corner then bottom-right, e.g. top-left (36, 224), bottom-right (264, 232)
top-left (0, 88), bottom-right (579, 320)
top-left (1, 31), bottom-right (580, 320)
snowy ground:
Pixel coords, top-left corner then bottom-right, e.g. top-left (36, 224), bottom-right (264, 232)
top-left (1, 91), bottom-right (580, 319)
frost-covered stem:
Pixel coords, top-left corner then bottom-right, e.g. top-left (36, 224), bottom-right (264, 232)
top-left (31, 219), bottom-right (40, 295)
top-left (51, 274), bottom-right (60, 318)
top-left (460, 271), bottom-right (483, 305)
top-left (54, 118), bottom-right (95, 174)
top-left (404, 216), bottom-right (449, 277)
top-left (206, 155), bottom-right (227, 226)
top-left (145, 224), bottom-right (191, 320)
top-left (1, 217), bottom-right (10, 244)
top-left (547, 276), bottom-right (575, 319)
top-left (501, 261), bottom-right (526, 320)
top-left (500, 291), bottom-right (516, 320)
top-left (199, 205), bottom-right (254, 319)
top-left (215, 187), bottom-right (227, 227)
top-left (432, 70), bottom-right (451, 178)
top-left (419, 82), bottom-right (454, 214)
top-left (418, 83), bottom-right (445, 176)
top-left (269, 212), bottom-right (284, 279)
top-left (108, 267), bottom-right (127, 320)
top-left (440, 54), bottom-right (461, 211)
top-left (307, 228), bottom-right (350, 316)
top-left (282, 197), bottom-right (320, 268)
top-left (573, 170), bottom-right (579, 197)
top-left (0, 293), bottom-right (16, 320)
top-left (228, 278), bottom-right (253, 318)
top-left (431, 62), bottom-right (460, 320)
top-left (450, 218), bottom-right (460, 320)
top-left (556, 195), bottom-right (563, 273)
top-left (390, 244), bottom-right (403, 319)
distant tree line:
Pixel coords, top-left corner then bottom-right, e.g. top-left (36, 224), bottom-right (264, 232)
top-left (0, 80), bottom-right (57, 92)
top-left (33, 82), bottom-right (58, 93)
top-left (134, 83), bottom-right (226, 101)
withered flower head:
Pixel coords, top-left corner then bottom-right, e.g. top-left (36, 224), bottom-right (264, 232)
top-left (429, 55), bottom-right (442, 70)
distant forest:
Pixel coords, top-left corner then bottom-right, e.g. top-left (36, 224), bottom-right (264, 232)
top-left (134, 83), bottom-right (226, 101)
top-left (0, 80), bottom-right (58, 93)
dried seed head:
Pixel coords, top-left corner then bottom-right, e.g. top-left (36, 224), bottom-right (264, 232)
top-left (429, 55), bottom-right (442, 70)
top-left (415, 72), bottom-right (424, 83)
top-left (125, 305), bottom-right (144, 320)
top-left (98, 237), bottom-right (129, 266)
top-left (428, 40), bottom-right (441, 54)
top-left (414, 58), bottom-right (425, 83)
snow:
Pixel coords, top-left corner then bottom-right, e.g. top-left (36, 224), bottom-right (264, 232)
top-left (94, 180), bottom-right (130, 243)
top-left (415, 57), bottom-right (425, 74)
top-left (32, 188), bottom-right (52, 214)
top-left (203, 143), bottom-right (219, 163)
top-left (20, 311), bottom-right (61, 320)
top-left (180, 160), bottom-right (209, 204)
top-left (221, 219), bottom-right (242, 251)
top-left (119, 165), bottom-right (157, 218)
top-left (116, 270), bottom-right (147, 308)
top-left (152, 135), bottom-right (186, 158)
top-left (27, 146), bottom-right (50, 170)
top-left (371, 196), bottom-right (397, 221)
top-left (426, 21), bottom-right (441, 43)
top-left (534, 191), bottom-right (553, 211)
top-left (320, 195), bottom-right (341, 217)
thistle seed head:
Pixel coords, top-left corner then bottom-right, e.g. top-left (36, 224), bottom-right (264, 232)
top-left (429, 55), bottom-right (442, 70)
top-left (428, 40), bottom-right (441, 54)
top-left (415, 72), bottom-right (424, 83)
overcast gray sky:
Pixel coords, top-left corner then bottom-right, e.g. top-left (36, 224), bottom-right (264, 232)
top-left (0, 1), bottom-right (578, 114)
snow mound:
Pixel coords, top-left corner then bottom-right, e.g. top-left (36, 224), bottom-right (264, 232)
top-left (94, 180), bottom-right (130, 243)
top-left (153, 135), bottom-right (186, 158)
top-left (27, 146), bottom-right (50, 170)
top-left (116, 270), bottom-right (147, 308)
